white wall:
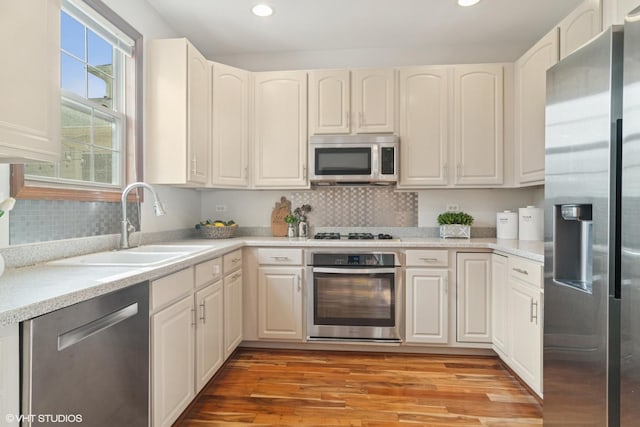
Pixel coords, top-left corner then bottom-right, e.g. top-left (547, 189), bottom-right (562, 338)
top-left (0, 165), bottom-right (9, 246)
top-left (102, 0), bottom-right (202, 232)
top-left (200, 187), bottom-right (541, 228)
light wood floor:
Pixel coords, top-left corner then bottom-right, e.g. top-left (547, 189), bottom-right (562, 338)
top-left (176, 348), bottom-right (542, 426)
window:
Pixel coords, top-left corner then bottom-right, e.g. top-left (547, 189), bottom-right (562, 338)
top-left (11, 0), bottom-right (142, 202)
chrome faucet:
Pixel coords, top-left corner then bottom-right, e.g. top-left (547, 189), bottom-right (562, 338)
top-left (121, 182), bottom-right (166, 249)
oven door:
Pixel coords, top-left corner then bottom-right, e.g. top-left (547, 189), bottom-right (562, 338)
top-left (310, 144), bottom-right (376, 182)
top-left (307, 267), bottom-right (401, 341)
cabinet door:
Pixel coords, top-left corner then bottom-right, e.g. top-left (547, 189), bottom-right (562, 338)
top-left (351, 68), bottom-right (395, 133)
top-left (0, 324), bottom-right (18, 427)
top-left (187, 42), bottom-right (210, 184)
top-left (398, 67), bottom-right (451, 187)
top-left (491, 254), bottom-right (509, 356)
top-left (258, 266), bottom-right (303, 340)
top-left (559, 0), bottom-right (602, 59)
top-left (224, 271), bottom-right (243, 358)
top-left (515, 28), bottom-right (559, 185)
top-left (211, 62), bottom-right (249, 187)
top-left (152, 296), bottom-right (195, 427)
top-left (253, 71), bottom-right (308, 188)
top-left (453, 65), bottom-right (503, 186)
top-left (308, 69), bottom-right (350, 134)
top-left (0, 0), bottom-right (60, 163)
top-left (508, 279), bottom-right (543, 394)
top-left (195, 281), bottom-right (223, 392)
top-left (456, 253), bottom-right (492, 343)
top-left (405, 268), bottom-right (449, 344)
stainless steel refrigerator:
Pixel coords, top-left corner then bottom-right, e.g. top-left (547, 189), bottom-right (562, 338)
top-left (544, 9), bottom-right (640, 426)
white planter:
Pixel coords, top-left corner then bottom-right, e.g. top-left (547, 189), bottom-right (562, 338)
top-left (440, 224), bottom-right (471, 239)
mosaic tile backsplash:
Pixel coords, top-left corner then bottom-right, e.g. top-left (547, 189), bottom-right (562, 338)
top-left (291, 186), bottom-right (418, 227)
top-left (10, 199), bottom-right (140, 245)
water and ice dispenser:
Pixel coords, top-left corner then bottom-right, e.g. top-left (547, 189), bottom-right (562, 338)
top-left (553, 204), bottom-right (593, 293)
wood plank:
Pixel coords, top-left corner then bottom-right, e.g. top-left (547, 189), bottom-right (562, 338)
top-left (176, 348), bottom-right (542, 426)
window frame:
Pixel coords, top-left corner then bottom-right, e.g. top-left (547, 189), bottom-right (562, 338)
top-left (11, 0), bottom-right (143, 202)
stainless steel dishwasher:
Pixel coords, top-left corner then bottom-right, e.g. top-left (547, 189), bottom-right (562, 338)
top-left (21, 282), bottom-right (149, 426)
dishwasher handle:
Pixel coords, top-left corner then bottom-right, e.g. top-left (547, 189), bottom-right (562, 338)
top-left (57, 302), bottom-right (139, 351)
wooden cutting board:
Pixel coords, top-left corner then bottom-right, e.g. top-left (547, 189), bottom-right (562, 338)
top-left (271, 197), bottom-right (291, 237)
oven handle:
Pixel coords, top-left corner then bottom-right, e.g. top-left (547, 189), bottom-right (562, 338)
top-left (312, 267), bottom-right (397, 274)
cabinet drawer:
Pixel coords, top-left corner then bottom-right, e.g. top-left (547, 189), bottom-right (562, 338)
top-left (195, 257), bottom-right (222, 288)
top-left (151, 267), bottom-right (193, 311)
top-left (405, 250), bottom-right (448, 267)
top-left (223, 250), bottom-right (243, 273)
top-left (509, 256), bottom-right (542, 288)
top-left (257, 248), bottom-right (303, 265)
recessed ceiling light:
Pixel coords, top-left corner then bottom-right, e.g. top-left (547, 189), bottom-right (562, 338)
top-left (252, 4), bottom-right (274, 17)
top-left (458, 0), bottom-right (481, 6)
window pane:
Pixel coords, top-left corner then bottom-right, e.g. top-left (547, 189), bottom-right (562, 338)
top-left (92, 147), bottom-right (116, 184)
top-left (61, 11), bottom-right (85, 60)
top-left (87, 30), bottom-right (113, 75)
top-left (61, 103), bottom-right (91, 145)
top-left (60, 140), bottom-right (90, 181)
top-left (93, 115), bottom-right (115, 150)
top-left (87, 68), bottom-right (113, 108)
top-left (61, 53), bottom-right (85, 97)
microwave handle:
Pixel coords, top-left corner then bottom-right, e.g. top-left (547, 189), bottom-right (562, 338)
top-left (372, 145), bottom-right (379, 176)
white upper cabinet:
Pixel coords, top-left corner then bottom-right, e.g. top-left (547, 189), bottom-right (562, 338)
top-left (453, 64), bottom-right (504, 186)
top-left (253, 71), bottom-right (308, 188)
top-left (308, 70), bottom-right (351, 134)
top-left (308, 68), bottom-right (395, 135)
top-left (210, 62), bottom-right (250, 187)
top-left (0, 0), bottom-right (61, 163)
top-left (515, 28), bottom-right (559, 185)
top-left (351, 68), bottom-right (396, 133)
top-left (559, 0), bottom-right (603, 59)
top-left (398, 67), bottom-right (451, 187)
top-left (147, 38), bottom-right (210, 186)
top-left (603, 0), bottom-right (640, 26)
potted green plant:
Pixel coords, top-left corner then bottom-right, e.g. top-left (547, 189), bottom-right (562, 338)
top-left (437, 211), bottom-right (474, 239)
top-left (284, 214), bottom-right (298, 238)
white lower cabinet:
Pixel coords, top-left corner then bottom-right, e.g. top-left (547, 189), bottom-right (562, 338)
top-left (0, 324), bottom-right (19, 427)
top-left (405, 268), bottom-right (449, 344)
top-left (491, 253), bottom-right (543, 397)
top-left (456, 252), bottom-right (492, 343)
top-left (152, 293), bottom-right (195, 427)
top-left (195, 282), bottom-right (224, 391)
top-left (224, 270), bottom-right (243, 358)
top-left (258, 266), bottom-right (304, 340)
top-left (405, 249), bottom-right (450, 344)
top-left (491, 253), bottom-right (509, 356)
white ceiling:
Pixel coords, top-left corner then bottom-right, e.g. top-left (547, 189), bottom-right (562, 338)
top-left (146, 0), bottom-right (583, 66)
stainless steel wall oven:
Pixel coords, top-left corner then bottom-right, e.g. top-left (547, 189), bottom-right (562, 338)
top-left (306, 251), bottom-right (402, 341)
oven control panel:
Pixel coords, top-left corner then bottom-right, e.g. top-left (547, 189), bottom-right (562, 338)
top-left (312, 253), bottom-right (397, 267)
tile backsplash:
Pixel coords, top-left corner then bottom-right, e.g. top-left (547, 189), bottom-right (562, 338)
top-left (291, 186), bottom-right (418, 227)
top-left (10, 199), bottom-right (140, 245)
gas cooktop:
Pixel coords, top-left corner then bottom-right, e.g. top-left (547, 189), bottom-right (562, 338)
top-left (313, 232), bottom-right (395, 240)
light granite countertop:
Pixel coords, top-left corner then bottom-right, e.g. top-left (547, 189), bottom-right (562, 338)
top-left (0, 236), bottom-right (543, 326)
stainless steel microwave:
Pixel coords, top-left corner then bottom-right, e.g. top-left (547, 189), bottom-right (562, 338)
top-left (309, 134), bottom-right (399, 185)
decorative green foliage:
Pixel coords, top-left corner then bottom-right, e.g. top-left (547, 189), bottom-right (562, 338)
top-left (437, 211), bottom-right (474, 226)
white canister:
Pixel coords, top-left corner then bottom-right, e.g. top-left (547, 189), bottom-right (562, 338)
top-left (519, 206), bottom-right (544, 241)
top-left (496, 210), bottom-right (518, 239)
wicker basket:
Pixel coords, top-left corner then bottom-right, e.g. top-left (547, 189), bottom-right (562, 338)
top-left (198, 225), bottom-right (237, 239)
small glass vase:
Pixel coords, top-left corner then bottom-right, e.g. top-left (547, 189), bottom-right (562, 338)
top-left (287, 223), bottom-right (297, 238)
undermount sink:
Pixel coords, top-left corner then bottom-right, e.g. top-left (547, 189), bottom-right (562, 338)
top-left (48, 244), bottom-right (213, 267)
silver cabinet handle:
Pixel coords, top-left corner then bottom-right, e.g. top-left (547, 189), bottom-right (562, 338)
top-left (420, 257), bottom-right (439, 262)
top-left (199, 301), bottom-right (206, 323)
top-left (303, 164), bottom-right (307, 179)
top-left (444, 277), bottom-right (448, 296)
top-left (513, 267), bottom-right (529, 275)
top-left (296, 274), bottom-right (301, 292)
top-left (272, 256), bottom-right (290, 261)
top-left (191, 308), bottom-right (196, 327)
top-left (191, 156), bottom-right (197, 174)
top-left (530, 300), bottom-right (538, 324)
top-left (231, 273), bottom-right (242, 281)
